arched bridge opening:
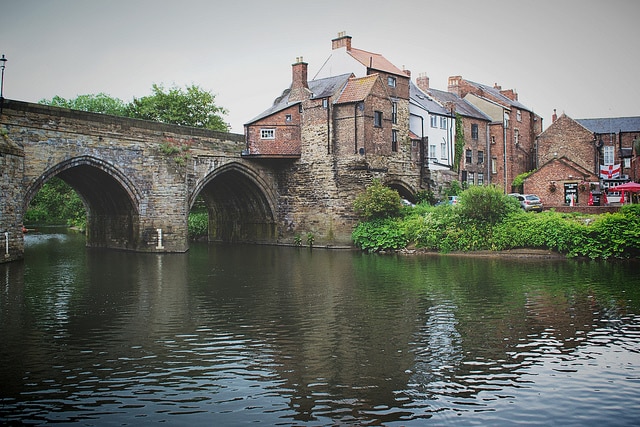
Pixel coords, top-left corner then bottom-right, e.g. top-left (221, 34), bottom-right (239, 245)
top-left (25, 157), bottom-right (140, 250)
top-left (386, 180), bottom-right (416, 204)
top-left (191, 164), bottom-right (276, 244)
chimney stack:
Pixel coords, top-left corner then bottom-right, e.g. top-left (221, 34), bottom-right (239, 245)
top-left (332, 31), bottom-right (352, 50)
top-left (416, 73), bottom-right (430, 92)
top-left (289, 56), bottom-right (311, 102)
top-left (552, 109), bottom-right (557, 123)
top-left (448, 76), bottom-right (462, 96)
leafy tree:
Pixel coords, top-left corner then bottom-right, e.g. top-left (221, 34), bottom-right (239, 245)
top-left (353, 179), bottom-right (402, 221)
top-left (458, 184), bottom-right (518, 225)
top-left (126, 83), bottom-right (229, 131)
top-left (40, 93), bottom-right (128, 116)
top-left (25, 177), bottom-right (86, 228)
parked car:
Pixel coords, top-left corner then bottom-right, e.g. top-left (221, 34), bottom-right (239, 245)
top-left (508, 193), bottom-right (543, 212)
top-left (436, 196), bottom-right (460, 206)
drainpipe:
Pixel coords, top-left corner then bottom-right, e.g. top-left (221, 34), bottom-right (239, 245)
top-left (354, 103), bottom-right (358, 154)
top-left (486, 124), bottom-right (491, 184)
top-left (503, 112), bottom-right (508, 193)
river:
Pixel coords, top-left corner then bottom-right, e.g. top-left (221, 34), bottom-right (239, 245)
top-left (1, 228), bottom-right (639, 426)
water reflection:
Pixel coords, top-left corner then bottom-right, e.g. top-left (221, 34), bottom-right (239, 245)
top-left (0, 232), bottom-right (639, 425)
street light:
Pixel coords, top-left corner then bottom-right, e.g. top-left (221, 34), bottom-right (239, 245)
top-left (0, 54), bottom-right (6, 115)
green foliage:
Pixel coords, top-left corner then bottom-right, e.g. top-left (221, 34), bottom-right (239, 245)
top-left (306, 233), bottom-right (315, 247)
top-left (442, 180), bottom-right (463, 198)
top-left (25, 177), bottom-right (86, 229)
top-left (40, 93), bottom-right (128, 116)
top-left (188, 211), bottom-right (208, 240)
top-left (353, 179), bottom-right (402, 220)
top-left (414, 189), bottom-right (436, 205)
top-left (511, 170), bottom-right (535, 193)
top-left (126, 84), bottom-right (229, 131)
top-left (352, 218), bottom-right (408, 252)
top-left (458, 185), bottom-right (518, 225)
top-left (453, 113), bottom-right (465, 172)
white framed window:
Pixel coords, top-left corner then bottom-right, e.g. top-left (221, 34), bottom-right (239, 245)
top-left (514, 128), bottom-right (519, 145)
top-left (429, 144), bottom-right (436, 159)
top-left (440, 116), bottom-right (447, 129)
top-left (478, 173), bottom-right (484, 185)
top-left (441, 143), bottom-right (447, 159)
top-left (392, 129), bottom-right (398, 152)
top-left (516, 109), bottom-right (522, 122)
top-left (467, 172), bottom-right (475, 185)
top-left (430, 115), bottom-right (438, 128)
top-left (504, 111), bottom-right (510, 128)
top-left (491, 158), bottom-right (497, 174)
top-left (322, 98), bottom-right (328, 109)
top-left (603, 146), bottom-right (614, 165)
top-left (392, 102), bottom-right (397, 124)
top-left (388, 76), bottom-right (396, 87)
top-left (471, 123), bottom-right (479, 140)
top-left (260, 129), bottom-right (275, 139)
top-left (465, 149), bottom-right (472, 164)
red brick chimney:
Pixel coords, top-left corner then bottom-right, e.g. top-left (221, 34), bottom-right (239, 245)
top-left (416, 73), bottom-right (430, 92)
top-left (448, 76), bottom-right (462, 96)
top-left (289, 56), bottom-right (311, 102)
top-left (332, 31), bottom-right (352, 50)
top-left (552, 109), bottom-right (557, 123)
top-left (500, 88), bottom-right (518, 101)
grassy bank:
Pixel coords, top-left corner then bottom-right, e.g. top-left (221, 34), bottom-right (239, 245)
top-left (352, 184), bottom-right (640, 260)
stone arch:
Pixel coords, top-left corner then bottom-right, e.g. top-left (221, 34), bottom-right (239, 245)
top-left (190, 162), bottom-right (277, 243)
top-left (385, 179), bottom-right (416, 203)
top-left (24, 155), bottom-right (141, 250)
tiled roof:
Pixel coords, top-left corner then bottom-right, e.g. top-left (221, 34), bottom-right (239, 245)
top-left (576, 117), bottom-right (640, 134)
top-left (467, 80), bottom-right (532, 112)
top-left (335, 74), bottom-right (379, 104)
top-left (347, 47), bottom-right (406, 76)
top-left (427, 87), bottom-right (492, 121)
top-left (409, 82), bottom-right (451, 117)
top-left (246, 73), bottom-right (352, 124)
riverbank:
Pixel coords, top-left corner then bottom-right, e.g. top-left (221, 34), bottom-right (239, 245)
top-left (398, 247), bottom-right (567, 259)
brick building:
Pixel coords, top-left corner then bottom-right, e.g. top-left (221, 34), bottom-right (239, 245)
top-left (447, 76), bottom-right (543, 192)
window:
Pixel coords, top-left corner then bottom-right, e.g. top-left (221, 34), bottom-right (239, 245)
top-left (440, 116), bottom-right (447, 129)
top-left (491, 158), bottom-right (497, 174)
top-left (430, 115), bottom-right (438, 128)
top-left (516, 109), bottom-right (522, 122)
top-left (478, 150), bottom-right (484, 164)
top-left (471, 123), bottom-right (478, 140)
top-left (429, 144), bottom-right (436, 159)
top-left (514, 128), bottom-right (519, 145)
top-left (441, 143), bottom-right (447, 159)
top-left (392, 129), bottom-right (398, 152)
top-left (392, 102), bottom-right (397, 124)
top-left (478, 173), bottom-right (484, 185)
top-left (322, 98), bottom-right (328, 109)
top-left (491, 135), bottom-right (496, 144)
top-left (465, 149), bottom-right (472, 164)
top-left (260, 129), bottom-right (275, 139)
top-left (504, 111), bottom-right (509, 128)
top-left (387, 76), bottom-right (396, 87)
top-left (285, 114), bottom-right (292, 122)
top-left (467, 172), bottom-right (475, 185)
top-left (603, 145), bottom-right (614, 165)
top-left (299, 104), bottom-right (303, 113)
top-left (374, 111), bottom-right (383, 127)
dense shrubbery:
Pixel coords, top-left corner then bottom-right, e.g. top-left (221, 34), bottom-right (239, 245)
top-left (352, 184), bottom-right (640, 259)
top-left (353, 179), bottom-right (402, 221)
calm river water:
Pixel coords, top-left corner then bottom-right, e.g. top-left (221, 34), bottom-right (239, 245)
top-left (1, 229), bottom-right (640, 426)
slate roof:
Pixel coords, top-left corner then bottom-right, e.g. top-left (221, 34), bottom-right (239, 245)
top-left (466, 80), bottom-right (532, 113)
top-left (335, 74), bottom-right (379, 104)
top-left (576, 117), bottom-right (640, 134)
top-left (409, 81), bottom-right (451, 117)
top-left (427, 87), bottom-right (492, 121)
top-left (347, 47), bottom-right (406, 76)
top-left (246, 73), bottom-right (352, 124)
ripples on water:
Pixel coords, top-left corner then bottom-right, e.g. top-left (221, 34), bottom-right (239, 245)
top-left (1, 232), bottom-right (639, 425)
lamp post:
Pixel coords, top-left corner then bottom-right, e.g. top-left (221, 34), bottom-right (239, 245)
top-left (0, 54), bottom-right (6, 115)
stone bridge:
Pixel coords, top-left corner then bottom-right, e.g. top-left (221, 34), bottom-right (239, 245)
top-left (1, 99), bottom-right (425, 262)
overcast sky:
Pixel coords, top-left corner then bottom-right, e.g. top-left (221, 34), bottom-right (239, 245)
top-left (1, 0), bottom-right (638, 133)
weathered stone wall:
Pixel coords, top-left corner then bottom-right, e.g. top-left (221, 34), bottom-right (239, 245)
top-left (0, 129), bottom-right (24, 262)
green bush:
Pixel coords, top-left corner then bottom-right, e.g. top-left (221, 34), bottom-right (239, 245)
top-left (353, 179), bottom-right (402, 220)
top-left (458, 185), bottom-right (518, 225)
top-left (352, 218), bottom-right (408, 252)
top-left (188, 211), bottom-right (208, 240)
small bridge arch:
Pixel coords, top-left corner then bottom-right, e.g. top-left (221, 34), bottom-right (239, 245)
top-left (190, 162), bottom-right (278, 243)
top-left (385, 179), bottom-right (417, 204)
top-left (25, 155), bottom-right (142, 250)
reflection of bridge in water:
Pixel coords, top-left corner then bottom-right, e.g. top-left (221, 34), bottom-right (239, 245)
top-left (1, 99), bottom-right (423, 262)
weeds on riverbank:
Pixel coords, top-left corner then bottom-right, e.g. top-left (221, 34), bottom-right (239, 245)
top-left (352, 185), bottom-right (640, 259)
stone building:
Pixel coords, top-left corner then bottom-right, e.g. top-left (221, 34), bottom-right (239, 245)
top-left (0, 128), bottom-right (25, 262)
top-left (244, 35), bottom-right (421, 243)
top-left (447, 76), bottom-right (543, 192)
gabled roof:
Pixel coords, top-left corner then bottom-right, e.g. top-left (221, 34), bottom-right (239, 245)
top-left (335, 74), bottom-right (380, 104)
top-left (576, 117), bottom-right (640, 134)
top-left (246, 73), bottom-right (352, 124)
top-left (347, 47), bottom-right (406, 76)
top-left (534, 155), bottom-right (595, 179)
top-left (465, 79), bottom-right (532, 113)
top-left (409, 81), bottom-right (451, 117)
top-left (427, 87), bottom-right (491, 121)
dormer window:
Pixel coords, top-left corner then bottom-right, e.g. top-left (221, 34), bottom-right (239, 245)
top-left (260, 129), bottom-right (275, 140)
top-left (387, 76), bottom-right (396, 88)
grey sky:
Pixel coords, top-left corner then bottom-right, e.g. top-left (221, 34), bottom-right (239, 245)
top-left (1, 0), bottom-right (638, 133)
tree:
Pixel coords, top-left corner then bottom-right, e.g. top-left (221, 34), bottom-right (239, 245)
top-left (353, 179), bottom-right (402, 220)
top-left (40, 93), bottom-right (128, 116)
top-left (126, 84), bottom-right (229, 131)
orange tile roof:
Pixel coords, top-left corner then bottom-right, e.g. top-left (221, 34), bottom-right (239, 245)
top-left (336, 74), bottom-right (379, 104)
top-left (347, 47), bottom-right (405, 76)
